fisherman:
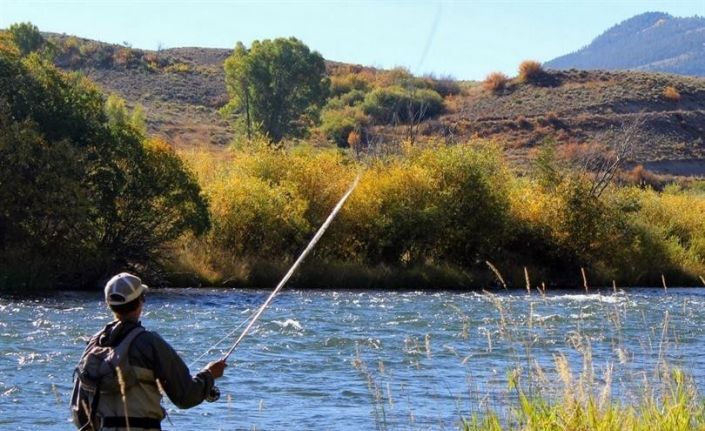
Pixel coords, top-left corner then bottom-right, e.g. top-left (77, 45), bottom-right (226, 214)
top-left (72, 272), bottom-right (226, 430)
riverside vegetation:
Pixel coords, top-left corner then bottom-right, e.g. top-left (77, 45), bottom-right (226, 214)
top-left (1, 24), bottom-right (705, 291)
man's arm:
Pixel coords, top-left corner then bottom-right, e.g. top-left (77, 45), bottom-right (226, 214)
top-left (139, 333), bottom-right (225, 409)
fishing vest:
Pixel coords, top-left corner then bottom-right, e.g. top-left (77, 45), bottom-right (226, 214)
top-left (95, 364), bottom-right (165, 431)
top-left (73, 325), bottom-right (165, 431)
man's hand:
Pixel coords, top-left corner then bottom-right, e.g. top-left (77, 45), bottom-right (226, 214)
top-left (205, 359), bottom-right (227, 379)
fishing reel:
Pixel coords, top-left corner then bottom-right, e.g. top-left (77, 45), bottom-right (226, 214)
top-left (206, 386), bottom-right (220, 402)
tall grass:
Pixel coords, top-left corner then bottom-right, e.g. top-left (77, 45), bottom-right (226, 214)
top-left (348, 288), bottom-right (705, 430)
top-left (461, 303), bottom-right (705, 430)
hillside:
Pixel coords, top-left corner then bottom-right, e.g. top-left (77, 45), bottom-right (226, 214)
top-left (546, 12), bottom-right (705, 76)
top-left (47, 33), bottom-right (234, 148)
top-left (429, 69), bottom-right (705, 175)
top-left (45, 33), bottom-right (705, 176)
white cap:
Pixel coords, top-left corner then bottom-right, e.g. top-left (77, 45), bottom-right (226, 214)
top-left (104, 272), bottom-right (148, 305)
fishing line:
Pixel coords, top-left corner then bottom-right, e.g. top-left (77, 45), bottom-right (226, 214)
top-left (188, 311), bottom-right (253, 368)
top-left (217, 173), bottom-right (361, 363)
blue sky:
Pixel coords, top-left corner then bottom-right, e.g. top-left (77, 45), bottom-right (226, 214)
top-left (1, 0), bottom-right (703, 80)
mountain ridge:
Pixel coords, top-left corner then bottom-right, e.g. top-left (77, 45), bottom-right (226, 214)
top-left (546, 12), bottom-right (705, 76)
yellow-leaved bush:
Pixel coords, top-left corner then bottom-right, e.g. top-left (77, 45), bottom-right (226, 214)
top-left (175, 139), bottom-right (705, 288)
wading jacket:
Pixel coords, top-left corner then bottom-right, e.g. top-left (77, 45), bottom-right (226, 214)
top-left (84, 318), bottom-right (215, 431)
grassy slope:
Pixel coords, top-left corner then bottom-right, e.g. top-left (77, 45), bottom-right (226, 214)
top-left (49, 34), bottom-right (705, 175)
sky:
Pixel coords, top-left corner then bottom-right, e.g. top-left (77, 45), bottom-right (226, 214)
top-left (1, 0), bottom-right (703, 81)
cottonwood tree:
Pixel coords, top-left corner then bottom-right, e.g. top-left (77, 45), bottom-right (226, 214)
top-left (223, 37), bottom-right (329, 142)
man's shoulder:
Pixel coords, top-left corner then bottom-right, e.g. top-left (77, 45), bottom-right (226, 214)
top-left (132, 328), bottom-right (174, 350)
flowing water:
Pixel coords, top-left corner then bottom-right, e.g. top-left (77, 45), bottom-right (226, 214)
top-left (2, 288), bottom-right (705, 430)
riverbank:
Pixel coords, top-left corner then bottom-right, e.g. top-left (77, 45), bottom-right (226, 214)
top-left (161, 142), bottom-right (705, 292)
top-left (160, 259), bottom-right (705, 290)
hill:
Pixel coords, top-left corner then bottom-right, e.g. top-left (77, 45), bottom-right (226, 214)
top-left (44, 33), bottom-right (705, 176)
top-left (428, 68), bottom-right (705, 175)
top-left (47, 33), bottom-right (234, 148)
top-left (545, 12), bottom-right (705, 76)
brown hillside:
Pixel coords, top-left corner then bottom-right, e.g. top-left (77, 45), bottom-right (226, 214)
top-left (47, 34), bottom-right (705, 176)
top-left (427, 69), bottom-right (705, 174)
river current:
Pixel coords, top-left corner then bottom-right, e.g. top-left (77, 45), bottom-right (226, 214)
top-left (1, 288), bottom-right (705, 430)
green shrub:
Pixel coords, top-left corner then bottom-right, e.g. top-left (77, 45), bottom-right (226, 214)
top-left (339, 89), bottom-right (367, 106)
top-left (319, 106), bottom-right (368, 147)
top-left (362, 86), bottom-right (443, 124)
top-left (330, 73), bottom-right (370, 97)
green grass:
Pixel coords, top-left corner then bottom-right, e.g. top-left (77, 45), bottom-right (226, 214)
top-left (462, 370), bottom-right (705, 431)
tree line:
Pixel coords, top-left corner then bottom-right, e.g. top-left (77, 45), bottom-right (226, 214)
top-left (0, 24), bottom-right (208, 290)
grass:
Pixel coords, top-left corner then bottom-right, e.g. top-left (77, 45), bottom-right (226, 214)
top-left (467, 290), bottom-right (705, 430)
top-left (462, 363), bottom-right (705, 431)
top-left (348, 287), bottom-right (705, 430)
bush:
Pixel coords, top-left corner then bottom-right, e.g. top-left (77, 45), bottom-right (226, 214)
top-left (362, 86), bottom-right (443, 124)
top-left (0, 49), bottom-right (208, 290)
top-left (330, 73), bottom-right (370, 97)
top-left (339, 89), bottom-right (367, 106)
top-left (424, 74), bottom-right (461, 97)
top-left (320, 106), bottom-right (368, 147)
top-left (663, 85), bottom-right (681, 101)
top-left (483, 72), bottom-right (509, 92)
top-left (518, 60), bottom-right (543, 83)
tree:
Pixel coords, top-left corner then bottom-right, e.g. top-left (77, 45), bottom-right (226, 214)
top-left (0, 49), bottom-right (209, 290)
top-left (8, 22), bottom-right (44, 56)
top-left (223, 37), bottom-right (329, 142)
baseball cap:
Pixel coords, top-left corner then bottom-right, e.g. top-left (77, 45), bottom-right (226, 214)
top-left (104, 272), bottom-right (148, 305)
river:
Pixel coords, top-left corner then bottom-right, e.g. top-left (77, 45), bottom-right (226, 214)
top-left (1, 288), bottom-right (704, 430)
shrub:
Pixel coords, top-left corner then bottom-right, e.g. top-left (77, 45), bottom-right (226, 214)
top-left (319, 106), bottom-right (368, 147)
top-left (483, 72), bottom-right (509, 92)
top-left (375, 66), bottom-right (419, 87)
top-left (518, 60), bottom-right (543, 83)
top-left (339, 89), bottom-right (367, 106)
top-left (347, 130), bottom-right (361, 150)
top-left (330, 73), bottom-right (370, 97)
top-left (165, 62), bottom-right (191, 73)
top-left (362, 86), bottom-right (443, 124)
top-left (663, 85), bottom-right (681, 102)
top-left (113, 47), bottom-right (134, 67)
top-left (622, 164), bottom-right (663, 189)
top-left (424, 74), bottom-right (461, 97)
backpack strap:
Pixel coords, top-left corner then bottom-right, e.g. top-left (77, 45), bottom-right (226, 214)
top-left (110, 326), bottom-right (146, 368)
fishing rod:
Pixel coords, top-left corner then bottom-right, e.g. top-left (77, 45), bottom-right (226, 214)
top-left (220, 173), bottom-right (360, 362)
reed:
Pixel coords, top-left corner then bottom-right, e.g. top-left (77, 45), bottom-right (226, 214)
top-left (457, 292), bottom-right (705, 431)
top-left (350, 283), bottom-right (704, 430)
top-left (486, 261), bottom-right (507, 289)
top-left (116, 366), bottom-right (131, 431)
